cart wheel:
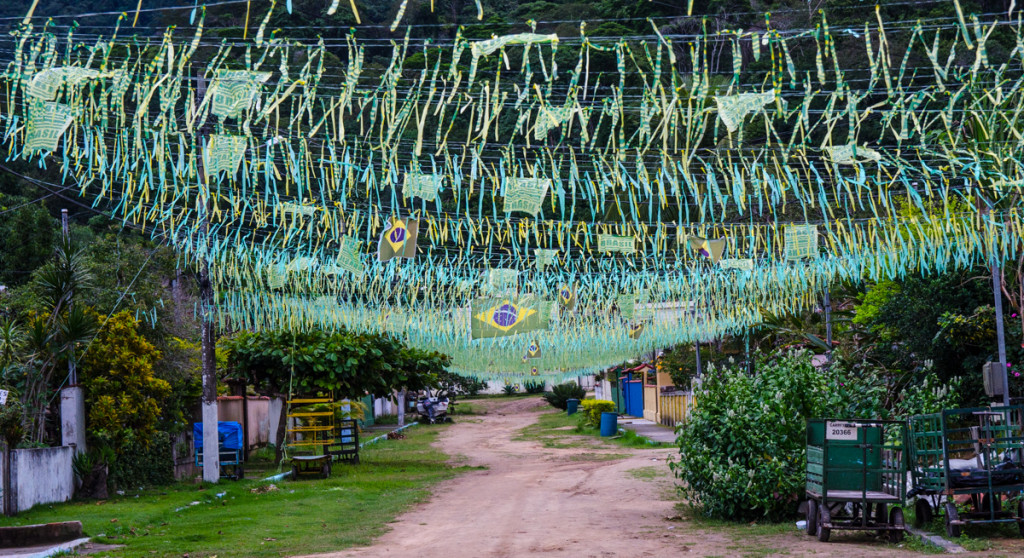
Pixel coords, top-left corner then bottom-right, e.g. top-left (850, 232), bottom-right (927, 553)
top-left (873, 503), bottom-right (887, 537)
top-left (944, 502), bottom-right (961, 539)
top-left (321, 462), bottom-right (331, 479)
top-left (889, 507), bottom-right (905, 543)
top-left (805, 500), bottom-right (818, 536)
top-left (817, 505), bottom-right (831, 543)
top-left (290, 465), bottom-right (299, 480)
top-left (914, 498), bottom-right (933, 528)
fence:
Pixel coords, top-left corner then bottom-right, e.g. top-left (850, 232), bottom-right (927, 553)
top-left (2, 446), bottom-right (75, 514)
top-left (658, 392), bottom-right (697, 427)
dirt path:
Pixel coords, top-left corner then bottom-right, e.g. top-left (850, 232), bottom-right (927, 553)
top-left (295, 397), bottom-right (976, 558)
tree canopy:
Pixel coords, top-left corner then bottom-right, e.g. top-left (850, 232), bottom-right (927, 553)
top-left (223, 328), bottom-right (450, 398)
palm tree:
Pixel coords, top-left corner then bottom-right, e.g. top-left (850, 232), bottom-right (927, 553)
top-left (19, 237), bottom-right (96, 444)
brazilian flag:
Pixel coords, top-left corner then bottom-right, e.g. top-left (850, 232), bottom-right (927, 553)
top-left (687, 235), bottom-right (727, 264)
top-left (378, 218), bottom-right (419, 262)
top-left (558, 285), bottom-right (576, 311)
top-left (471, 297), bottom-right (551, 339)
top-left (526, 339), bottom-right (542, 359)
top-left (628, 322), bottom-right (645, 339)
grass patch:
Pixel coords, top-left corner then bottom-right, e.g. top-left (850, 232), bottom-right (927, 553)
top-left (516, 409), bottom-right (674, 450)
top-left (450, 402), bottom-right (485, 416)
top-left (514, 410), bottom-right (595, 449)
top-left (0, 425), bottom-right (464, 558)
top-left (627, 466), bottom-right (663, 481)
top-left (568, 452), bottom-right (632, 462)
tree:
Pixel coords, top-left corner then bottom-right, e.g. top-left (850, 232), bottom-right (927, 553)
top-left (80, 311), bottom-right (171, 451)
top-left (17, 237), bottom-right (97, 443)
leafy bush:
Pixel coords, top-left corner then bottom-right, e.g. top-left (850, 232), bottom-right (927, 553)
top-left (106, 431), bottom-right (174, 490)
top-left (522, 380), bottom-right (545, 394)
top-left (542, 382), bottom-right (586, 410)
top-left (579, 400), bottom-right (615, 428)
top-left (502, 383), bottom-right (518, 395)
top-left (670, 351), bottom-right (846, 522)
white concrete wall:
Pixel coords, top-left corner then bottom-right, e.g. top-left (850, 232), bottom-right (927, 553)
top-left (9, 446), bottom-right (74, 513)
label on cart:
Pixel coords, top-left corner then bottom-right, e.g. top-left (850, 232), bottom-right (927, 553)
top-left (826, 421), bottom-right (859, 441)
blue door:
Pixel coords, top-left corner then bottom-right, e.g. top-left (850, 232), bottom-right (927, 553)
top-left (620, 372), bottom-right (643, 417)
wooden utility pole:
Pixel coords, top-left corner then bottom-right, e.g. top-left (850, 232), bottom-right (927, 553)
top-left (195, 66), bottom-right (220, 483)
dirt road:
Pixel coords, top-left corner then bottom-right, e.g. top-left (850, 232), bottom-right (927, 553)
top-left (296, 397), bottom-right (955, 558)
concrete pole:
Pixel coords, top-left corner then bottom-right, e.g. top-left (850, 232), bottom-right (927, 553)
top-left (195, 67), bottom-right (219, 483)
top-left (397, 389), bottom-right (406, 427)
top-left (694, 340), bottom-right (702, 378)
top-left (823, 287), bottom-right (833, 362)
top-left (993, 263), bottom-right (1010, 406)
top-left (59, 209), bottom-right (86, 454)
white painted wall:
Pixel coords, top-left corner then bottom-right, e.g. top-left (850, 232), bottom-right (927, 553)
top-left (7, 446), bottom-right (74, 513)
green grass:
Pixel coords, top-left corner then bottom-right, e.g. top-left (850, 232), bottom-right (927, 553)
top-left (450, 402), bottom-right (485, 416)
top-left (627, 466), bottom-right (663, 481)
top-left (515, 409), bottom-right (672, 451)
top-left (0, 425), bottom-right (464, 558)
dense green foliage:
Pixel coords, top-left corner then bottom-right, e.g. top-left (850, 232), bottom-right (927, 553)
top-left (542, 381), bottom-right (586, 410)
top-left (578, 399), bottom-right (615, 429)
top-left (522, 380), bottom-right (546, 394)
top-left (671, 351), bottom-right (961, 522)
top-left (107, 431), bottom-right (175, 491)
top-left (81, 311), bottom-right (172, 451)
top-left (223, 328), bottom-right (449, 398)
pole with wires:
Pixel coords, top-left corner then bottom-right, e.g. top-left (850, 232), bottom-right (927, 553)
top-left (195, 65), bottom-right (220, 484)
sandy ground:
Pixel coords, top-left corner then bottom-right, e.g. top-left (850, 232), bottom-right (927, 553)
top-left (295, 397), bottom-right (1020, 558)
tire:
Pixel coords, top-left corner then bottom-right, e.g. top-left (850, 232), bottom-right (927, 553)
top-left (817, 505), bottom-right (832, 542)
top-left (805, 500), bottom-right (818, 536)
top-left (889, 507), bottom-right (905, 543)
top-left (914, 498), bottom-right (933, 528)
top-left (945, 502), bottom-right (961, 539)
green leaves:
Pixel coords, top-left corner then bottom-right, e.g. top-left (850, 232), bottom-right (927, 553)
top-left (222, 328), bottom-right (449, 398)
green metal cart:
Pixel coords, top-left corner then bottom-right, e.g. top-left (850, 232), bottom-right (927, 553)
top-left (804, 419), bottom-right (908, 543)
top-left (908, 405), bottom-right (1024, 537)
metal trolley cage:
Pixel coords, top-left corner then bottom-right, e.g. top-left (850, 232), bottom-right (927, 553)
top-left (908, 405), bottom-right (1024, 537)
top-left (804, 418), bottom-right (908, 543)
top-left (327, 419), bottom-right (359, 464)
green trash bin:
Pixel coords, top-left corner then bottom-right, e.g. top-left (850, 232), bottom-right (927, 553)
top-left (566, 399), bottom-right (580, 415)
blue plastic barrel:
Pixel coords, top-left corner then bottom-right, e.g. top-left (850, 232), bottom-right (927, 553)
top-left (566, 399), bottom-right (580, 415)
top-left (599, 412), bottom-right (618, 436)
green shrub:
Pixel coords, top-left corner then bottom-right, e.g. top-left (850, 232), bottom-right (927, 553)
top-left (502, 383), bottom-right (518, 395)
top-left (542, 382), bottom-right (586, 410)
top-left (522, 380), bottom-right (545, 394)
top-left (579, 399), bottom-right (615, 428)
top-left (106, 431), bottom-right (174, 490)
top-left (670, 351), bottom-right (848, 522)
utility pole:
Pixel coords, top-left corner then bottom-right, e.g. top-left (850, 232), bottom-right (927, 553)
top-left (59, 208), bottom-right (86, 455)
top-left (993, 263), bottom-right (1010, 406)
top-left (823, 287), bottom-right (833, 362)
top-left (195, 67), bottom-right (220, 483)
